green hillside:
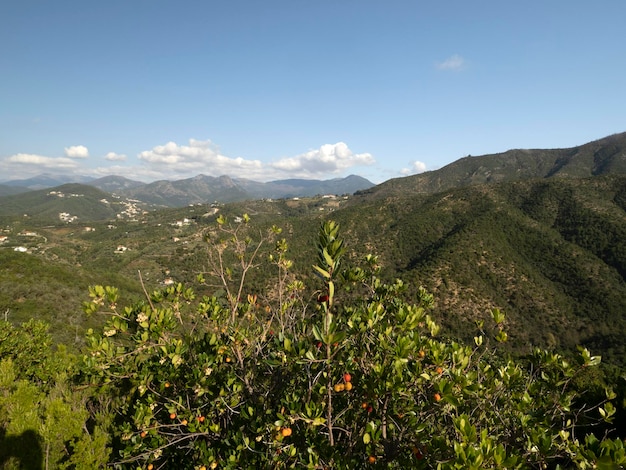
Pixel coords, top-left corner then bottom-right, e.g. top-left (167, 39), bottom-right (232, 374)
top-left (0, 183), bottom-right (153, 223)
top-left (336, 175), bottom-right (626, 364)
top-left (362, 131), bottom-right (626, 199)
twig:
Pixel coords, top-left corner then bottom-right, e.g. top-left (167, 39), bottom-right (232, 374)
top-left (138, 270), bottom-right (155, 311)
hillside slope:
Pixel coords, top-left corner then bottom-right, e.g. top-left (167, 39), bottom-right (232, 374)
top-left (0, 183), bottom-right (153, 223)
top-left (362, 131), bottom-right (626, 199)
top-left (337, 175), bottom-right (626, 364)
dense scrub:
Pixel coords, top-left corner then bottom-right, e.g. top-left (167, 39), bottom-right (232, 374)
top-left (1, 219), bottom-right (625, 468)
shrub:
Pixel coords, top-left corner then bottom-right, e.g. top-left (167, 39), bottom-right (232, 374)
top-left (0, 320), bottom-right (110, 469)
top-left (82, 218), bottom-right (624, 468)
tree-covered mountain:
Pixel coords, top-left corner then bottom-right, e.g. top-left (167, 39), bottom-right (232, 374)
top-left (3, 174), bottom-right (375, 207)
top-left (0, 184), bottom-right (29, 197)
top-left (361, 131), bottom-right (626, 199)
top-left (113, 174), bottom-right (374, 206)
top-left (0, 183), bottom-right (155, 223)
top-left (117, 174), bottom-right (250, 206)
top-left (336, 175), bottom-right (626, 365)
top-left (86, 175), bottom-right (146, 192)
top-left (1, 173), bottom-right (95, 190)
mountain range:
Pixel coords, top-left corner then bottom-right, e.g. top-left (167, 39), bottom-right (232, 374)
top-left (0, 174), bottom-right (375, 205)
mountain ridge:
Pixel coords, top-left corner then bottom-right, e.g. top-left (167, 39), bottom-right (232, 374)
top-left (359, 131), bottom-right (626, 199)
top-left (2, 174), bottom-right (376, 207)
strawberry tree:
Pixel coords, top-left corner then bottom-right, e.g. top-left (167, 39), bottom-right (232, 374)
top-left (81, 218), bottom-right (626, 469)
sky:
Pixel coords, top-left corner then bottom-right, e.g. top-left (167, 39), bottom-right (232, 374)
top-left (1, 1), bottom-right (625, 184)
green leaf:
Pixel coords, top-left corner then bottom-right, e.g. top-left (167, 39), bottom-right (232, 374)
top-left (312, 265), bottom-right (331, 280)
top-left (312, 325), bottom-right (323, 342)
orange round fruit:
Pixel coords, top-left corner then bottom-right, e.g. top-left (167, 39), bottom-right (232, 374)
top-left (147, 465), bottom-right (154, 470)
top-left (333, 383), bottom-right (345, 392)
top-left (164, 381), bottom-right (170, 388)
top-left (281, 427), bottom-right (292, 437)
top-left (436, 366), bottom-right (443, 375)
top-left (344, 381), bottom-right (353, 391)
top-left (181, 419), bottom-right (188, 426)
top-left (367, 455), bottom-right (376, 464)
top-left (361, 402), bottom-right (368, 409)
top-left (169, 412), bottom-right (176, 419)
top-left (434, 393), bottom-right (442, 402)
top-left (343, 372), bottom-right (352, 383)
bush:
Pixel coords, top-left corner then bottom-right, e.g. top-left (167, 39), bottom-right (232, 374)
top-left (0, 320), bottom-right (110, 469)
top-left (81, 218), bottom-right (624, 469)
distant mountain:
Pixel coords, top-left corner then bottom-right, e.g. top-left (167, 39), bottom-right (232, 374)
top-left (2, 173), bottom-right (94, 190)
top-left (119, 174), bottom-right (375, 207)
top-left (87, 175), bottom-right (145, 193)
top-left (3, 173), bottom-right (375, 207)
top-left (121, 175), bottom-right (250, 206)
top-left (361, 131), bottom-right (626, 199)
top-left (234, 174), bottom-right (375, 200)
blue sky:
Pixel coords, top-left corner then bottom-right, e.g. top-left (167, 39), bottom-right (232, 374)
top-left (1, 1), bottom-right (625, 183)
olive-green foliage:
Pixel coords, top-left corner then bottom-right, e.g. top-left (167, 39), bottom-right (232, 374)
top-left (0, 320), bottom-right (110, 469)
top-left (80, 220), bottom-right (625, 468)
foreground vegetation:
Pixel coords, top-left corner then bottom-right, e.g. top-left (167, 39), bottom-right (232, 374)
top-left (1, 219), bottom-right (625, 468)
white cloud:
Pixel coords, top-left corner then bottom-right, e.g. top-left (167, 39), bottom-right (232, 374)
top-left (0, 153), bottom-right (82, 180)
top-left (138, 139), bottom-right (264, 178)
top-left (64, 145), bottom-right (89, 158)
top-left (8, 153), bottom-right (80, 169)
top-left (400, 160), bottom-right (427, 176)
top-left (437, 54), bottom-right (466, 71)
top-left (271, 142), bottom-right (375, 177)
top-left (105, 152), bottom-right (127, 161)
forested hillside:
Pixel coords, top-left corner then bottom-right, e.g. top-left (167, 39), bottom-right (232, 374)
top-left (337, 175), bottom-right (626, 365)
top-left (363, 131), bottom-right (626, 198)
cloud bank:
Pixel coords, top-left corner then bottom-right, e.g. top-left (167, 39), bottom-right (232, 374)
top-left (7, 153), bottom-right (81, 170)
top-left (1, 139), bottom-right (376, 182)
top-left (137, 139), bottom-right (264, 179)
top-left (271, 142), bottom-right (374, 176)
